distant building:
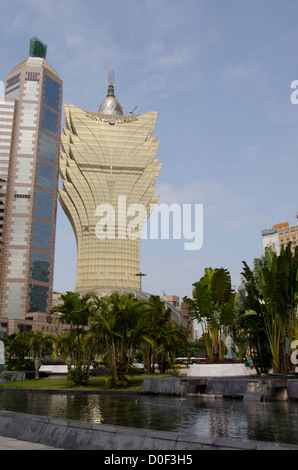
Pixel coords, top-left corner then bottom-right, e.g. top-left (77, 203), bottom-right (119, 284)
top-left (0, 38), bottom-right (63, 334)
top-left (262, 221), bottom-right (298, 255)
top-left (160, 295), bottom-right (180, 308)
top-left (161, 295), bottom-right (194, 339)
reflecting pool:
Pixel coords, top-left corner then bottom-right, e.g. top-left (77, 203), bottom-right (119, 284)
top-left (1, 392), bottom-right (298, 445)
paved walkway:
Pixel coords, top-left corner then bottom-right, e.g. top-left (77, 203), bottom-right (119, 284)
top-left (0, 435), bottom-right (61, 450)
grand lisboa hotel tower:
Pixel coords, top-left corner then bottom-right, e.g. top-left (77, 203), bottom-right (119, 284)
top-left (58, 71), bottom-right (186, 327)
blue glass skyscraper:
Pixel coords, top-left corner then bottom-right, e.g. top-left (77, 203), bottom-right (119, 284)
top-left (0, 38), bottom-right (63, 334)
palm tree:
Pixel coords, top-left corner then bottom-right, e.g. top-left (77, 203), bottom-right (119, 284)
top-left (25, 330), bottom-right (54, 379)
top-left (88, 294), bottom-right (120, 384)
top-left (54, 331), bottom-right (76, 372)
top-left (183, 268), bottom-right (237, 362)
top-left (89, 292), bottom-right (153, 384)
top-left (144, 295), bottom-right (188, 373)
top-left (50, 291), bottom-right (96, 384)
top-left (3, 333), bottom-right (29, 370)
top-left (116, 295), bottom-right (153, 373)
top-left (3, 331), bottom-right (53, 374)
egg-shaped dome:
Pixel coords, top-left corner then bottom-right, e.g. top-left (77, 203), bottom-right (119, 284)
top-left (98, 93), bottom-right (124, 115)
top-left (98, 70), bottom-right (124, 115)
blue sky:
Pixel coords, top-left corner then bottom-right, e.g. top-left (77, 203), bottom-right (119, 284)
top-left (1, 0), bottom-right (298, 300)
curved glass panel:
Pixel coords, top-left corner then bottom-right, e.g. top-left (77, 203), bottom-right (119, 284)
top-left (34, 189), bottom-right (54, 220)
top-left (28, 284), bottom-right (49, 312)
top-left (32, 219), bottom-right (52, 251)
top-left (38, 132), bottom-right (58, 163)
top-left (30, 250), bottom-right (50, 282)
top-left (36, 160), bottom-right (56, 191)
top-left (41, 106), bottom-right (59, 136)
top-left (43, 75), bottom-right (61, 111)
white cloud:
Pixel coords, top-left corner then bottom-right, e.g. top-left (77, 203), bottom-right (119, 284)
top-left (154, 48), bottom-right (193, 71)
top-left (221, 213), bottom-right (266, 233)
top-left (158, 180), bottom-right (224, 205)
top-left (234, 143), bottom-right (264, 168)
top-left (219, 62), bottom-right (260, 83)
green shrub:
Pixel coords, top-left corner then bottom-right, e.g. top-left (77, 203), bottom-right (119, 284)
top-left (67, 367), bottom-right (85, 385)
top-left (7, 358), bottom-right (35, 371)
top-left (105, 374), bottom-right (131, 389)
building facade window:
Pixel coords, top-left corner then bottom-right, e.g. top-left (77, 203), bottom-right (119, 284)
top-left (43, 75), bottom-right (61, 111)
top-left (30, 250), bottom-right (50, 283)
top-left (34, 189), bottom-right (54, 220)
top-left (32, 219), bottom-right (52, 251)
top-left (25, 71), bottom-right (40, 82)
top-left (14, 194), bottom-right (30, 199)
top-left (41, 106), bottom-right (59, 136)
top-left (36, 160), bottom-right (56, 191)
top-left (38, 132), bottom-right (58, 163)
top-left (6, 74), bottom-right (21, 88)
top-left (28, 284), bottom-right (49, 312)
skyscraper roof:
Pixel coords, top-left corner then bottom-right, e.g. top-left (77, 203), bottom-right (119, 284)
top-left (98, 69), bottom-right (124, 115)
top-left (29, 37), bottom-right (47, 58)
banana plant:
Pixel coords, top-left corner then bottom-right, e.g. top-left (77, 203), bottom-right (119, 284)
top-left (258, 244), bottom-right (298, 372)
top-left (184, 268), bottom-right (237, 362)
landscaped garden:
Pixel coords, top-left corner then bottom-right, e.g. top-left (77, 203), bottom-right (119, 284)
top-left (1, 244), bottom-right (297, 390)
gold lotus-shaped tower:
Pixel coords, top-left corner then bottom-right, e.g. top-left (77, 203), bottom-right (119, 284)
top-left (59, 71), bottom-right (161, 294)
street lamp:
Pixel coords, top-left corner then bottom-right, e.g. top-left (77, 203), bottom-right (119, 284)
top-left (134, 272), bottom-right (147, 290)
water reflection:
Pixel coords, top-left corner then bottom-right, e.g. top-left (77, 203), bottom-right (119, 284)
top-left (1, 392), bottom-right (298, 445)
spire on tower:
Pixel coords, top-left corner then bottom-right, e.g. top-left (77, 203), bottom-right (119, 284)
top-left (98, 69), bottom-right (124, 115)
top-left (108, 69), bottom-right (115, 86)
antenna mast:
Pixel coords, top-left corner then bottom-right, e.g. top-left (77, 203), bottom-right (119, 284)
top-left (108, 69), bottom-right (115, 86)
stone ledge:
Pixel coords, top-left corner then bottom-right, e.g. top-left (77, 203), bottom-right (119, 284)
top-left (142, 376), bottom-right (298, 401)
top-left (0, 410), bottom-right (298, 450)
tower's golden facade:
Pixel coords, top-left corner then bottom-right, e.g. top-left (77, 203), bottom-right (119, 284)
top-left (59, 75), bottom-right (161, 293)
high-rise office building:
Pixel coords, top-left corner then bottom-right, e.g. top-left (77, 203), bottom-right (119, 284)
top-left (59, 71), bottom-right (161, 294)
top-left (0, 100), bottom-right (16, 246)
top-left (262, 221), bottom-right (298, 255)
top-left (0, 37), bottom-right (63, 334)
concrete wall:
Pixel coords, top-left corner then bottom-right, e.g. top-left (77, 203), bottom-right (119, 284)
top-left (142, 376), bottom-right (298, 400)
top-left (0, 410), bottom-right (297, 450)
top-left (142, 376), bottom-right (248, 397)
top-left (142, 377), bottom-right (185, 395)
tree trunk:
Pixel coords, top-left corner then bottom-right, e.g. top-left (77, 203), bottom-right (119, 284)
top-left (212, 341), bottom-right (219, 363)
top-left (84, 347), bottom-right (93, 385)
top-left (34, 354), bottom-right (40, 380)
top-left (111, 339), bottom-right (117, 381)
top-left (126, 345), bottom-right (134, 373)
top-left (67, 351), bottom-right (72, 373)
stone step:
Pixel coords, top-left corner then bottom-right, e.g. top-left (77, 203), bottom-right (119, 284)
top-left (243, 392), bottom-right (264, 401)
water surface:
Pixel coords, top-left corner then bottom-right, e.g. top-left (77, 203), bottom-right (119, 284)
top-left (1, 392), bottom-right (298, 445)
